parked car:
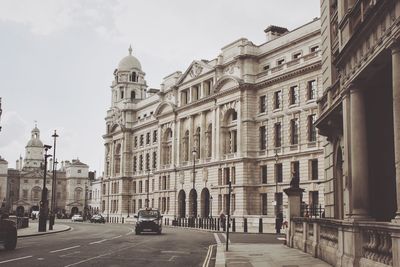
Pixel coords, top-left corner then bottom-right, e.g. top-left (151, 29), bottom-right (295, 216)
top-left (71, 214), bottom-right (83, 222)
top-left (134, 208), bottom-right (162, 235)
top-left (90, 214), bottom-right (105, 223)
top-left (0, 211), bottom-right (17, 250)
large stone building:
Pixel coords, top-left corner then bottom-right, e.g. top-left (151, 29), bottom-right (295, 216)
top-left (1, 126), bottom-right (91, 217)
top-left (287, 0), bottom-right (400, 266)
top-left (102, 19), bottom-right (325, 230)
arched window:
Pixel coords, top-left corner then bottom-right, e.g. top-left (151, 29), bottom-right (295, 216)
top-left (131, 90), bottom-right (136, 100)
top-left (130, 72), bottom-right (137, 82)
top-left (114, 144), bottom-right (121, 175)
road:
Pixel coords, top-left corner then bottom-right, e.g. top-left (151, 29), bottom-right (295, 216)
top-left (0, 222), bottom-right (284, 267)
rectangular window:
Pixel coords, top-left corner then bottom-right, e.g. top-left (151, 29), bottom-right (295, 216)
top-left (310, 159), bottom-right (318, 180)
top-left (277, 58), bottom-right (285, 65)
top-left (289, 85), bottom-right (299, 105)
top-left (134, 136), bottom-right (138, 147)
top-left (290, 118), bottom-right (299, 145)
top-left (153, 130), bottom-right (157, 143)
top-left (259, 126), bottom-right (266, 150)
top-left (138, 199), bottom-right (142, 209)
top-left (145, 153), bottom-right (150, 171)
top-left (274, 91), bottom-right (282, 109)
top-left (218, 168), bottom-right (222, 185)
top-left (192, 85), bottom-right (199, 101)
top-left (310, 191), bottom-right (319, 216)
top-left (307, 80), bottom-right (317, 100)
top-left (140, 135), bottom-right (144, 146)
top-left (139, 155), bottom-right (143, 171)
top-left (133, 156), bottom-right (137, 172)
top-left (133, 181), bottom-right (136, 193)
top-left (259, 95), bottom-right (266, 113)
top-left (231, 194), bottom-right (236, 212)
top-left (152, 151), bottom-right (157, 169)
top-left (231, 167), bottom-right (236, 184)
top-left (308, 114), bottom-right (317, 142)
top-left (224, 167), bottom-right (230, 185)
top-left (261, 165), bottom-right (267, 184)
top-left (275, 163), bottom-right (283, 183)
top-left (146, 132), bottom-right (150, 145)
top-left (261, 194), bottom-right (268, 215)
top-left (145, 180), bottom-right (149, 193)
top-left (218, 194), bottom-right (222, 213)
top-left (274, 122), bottom-right (282, 147)
top-left (181, 90), bottom-right (188, 105)
top-left (139, 181), bottom-right (143, 193)
top-left (263, 65), bottom-right (270, 71)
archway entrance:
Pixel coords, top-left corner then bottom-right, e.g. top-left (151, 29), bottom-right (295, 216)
top-left (178, 190), bottom-right (186, 218)
top-left (200, 188), bottom-right (210, 218)
top-left (188, 189), bottom-right (197, 218)
top-left (71, 207), bottom-right (79, 216)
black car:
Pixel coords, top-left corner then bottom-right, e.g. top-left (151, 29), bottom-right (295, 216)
top-left (134, 208), bottom-right (162, 235)
top-left (90, 214), bottom-right (105, 223)
top-left (0, 211), bottom-right (17, 250)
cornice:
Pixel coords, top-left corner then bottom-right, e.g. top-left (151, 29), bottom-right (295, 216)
top-left (254, 61), bottom-right (321, 89)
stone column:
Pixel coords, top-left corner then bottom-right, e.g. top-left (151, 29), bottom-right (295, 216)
top-left (284, 187), bottom-right (305, 247)
top-left (349, 86), bottom-right (370, 219)
top-left (392, 42), bottom-right (400, 220)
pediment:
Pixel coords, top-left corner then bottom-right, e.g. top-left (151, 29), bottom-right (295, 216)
top-left (178, 60), bottom-right (213, 85)
top-left (213, 75), bottom-right (243, 93)
top-left (154, 101), bottom-right (176, 117)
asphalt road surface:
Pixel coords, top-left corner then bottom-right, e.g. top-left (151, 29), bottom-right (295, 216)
top-left (0, 222), bottom-right (284, 267)
top-left (0, 222), bottom-right (215, 267)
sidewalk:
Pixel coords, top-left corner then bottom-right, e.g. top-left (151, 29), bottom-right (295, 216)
top-left (18, 221), bottom-right (71, 238)
top-left (215, 243), bottom-right (332, 267)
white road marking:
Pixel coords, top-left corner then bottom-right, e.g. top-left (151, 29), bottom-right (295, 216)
top-left (213, 233), bottom-right (221, 245)
top-left (0, 255), bottom-right (33, 264)
top-left (222, 233), bottom-right (231, 244)
top-left (110, 235), bottom-right (122, 239)
top-left (126, 229), bottom-right (134, 235)
top-left (168, 256), bottom-right (177, 261)
top-left (64, 241), bottom-right (149, 267)
top-left (60, 251), bottom-right (81, 258)
top-left (161, 251), bottom-right (190, 254)
top-left (37, 258), bottom-right (44, 260)
top-left (277, 237), bottom-right (286, 240)
top-left (50, 245), bottom-right (81, 253)
top-left (202, 244), bottom-right (215, 267)
top-left (89, 239), bottom-right (108, 245)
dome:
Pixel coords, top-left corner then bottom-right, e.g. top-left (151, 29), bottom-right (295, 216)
top-left (26, 126), bottom-right (43, 147)
top-left (118, 46), bottom-right (142, 71)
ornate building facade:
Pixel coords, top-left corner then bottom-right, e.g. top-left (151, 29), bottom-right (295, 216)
top-left (102, 20), bottom-right (325, 230)
top-left (0, 126), bottom-right (90, 217)
top-left (286, 0), bottom-right (400, 266)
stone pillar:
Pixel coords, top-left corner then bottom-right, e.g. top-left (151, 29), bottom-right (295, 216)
top-left (392, 43), bottom-right (400, 221)
top-left (284, 187), bottom-right (304, 247)
top-left (349, 86), bottom-right (370, 219)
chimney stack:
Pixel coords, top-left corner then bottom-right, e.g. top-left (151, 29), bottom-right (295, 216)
top-left (264, 25), bottom-right (289, 42)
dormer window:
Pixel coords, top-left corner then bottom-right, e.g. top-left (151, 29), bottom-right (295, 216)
top-left (310, 45), bottom-right (319, 52)
top-left (293, 52), bottom-right (302, 59)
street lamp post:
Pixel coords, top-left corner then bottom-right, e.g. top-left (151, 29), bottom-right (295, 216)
top-left (192, 149), bottom-right (197, 219)
top-left (146, 169), bottom-right (150, 208)
top-left (49, 130), bottom-right (58, 230)
top-left (274, 150), bottom-right (280, 234)
top-left (39, 145), bottom-right (52, 232)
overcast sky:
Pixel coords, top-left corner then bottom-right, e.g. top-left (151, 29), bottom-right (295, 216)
top-left (0, 0), bottom-right (320, 175)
